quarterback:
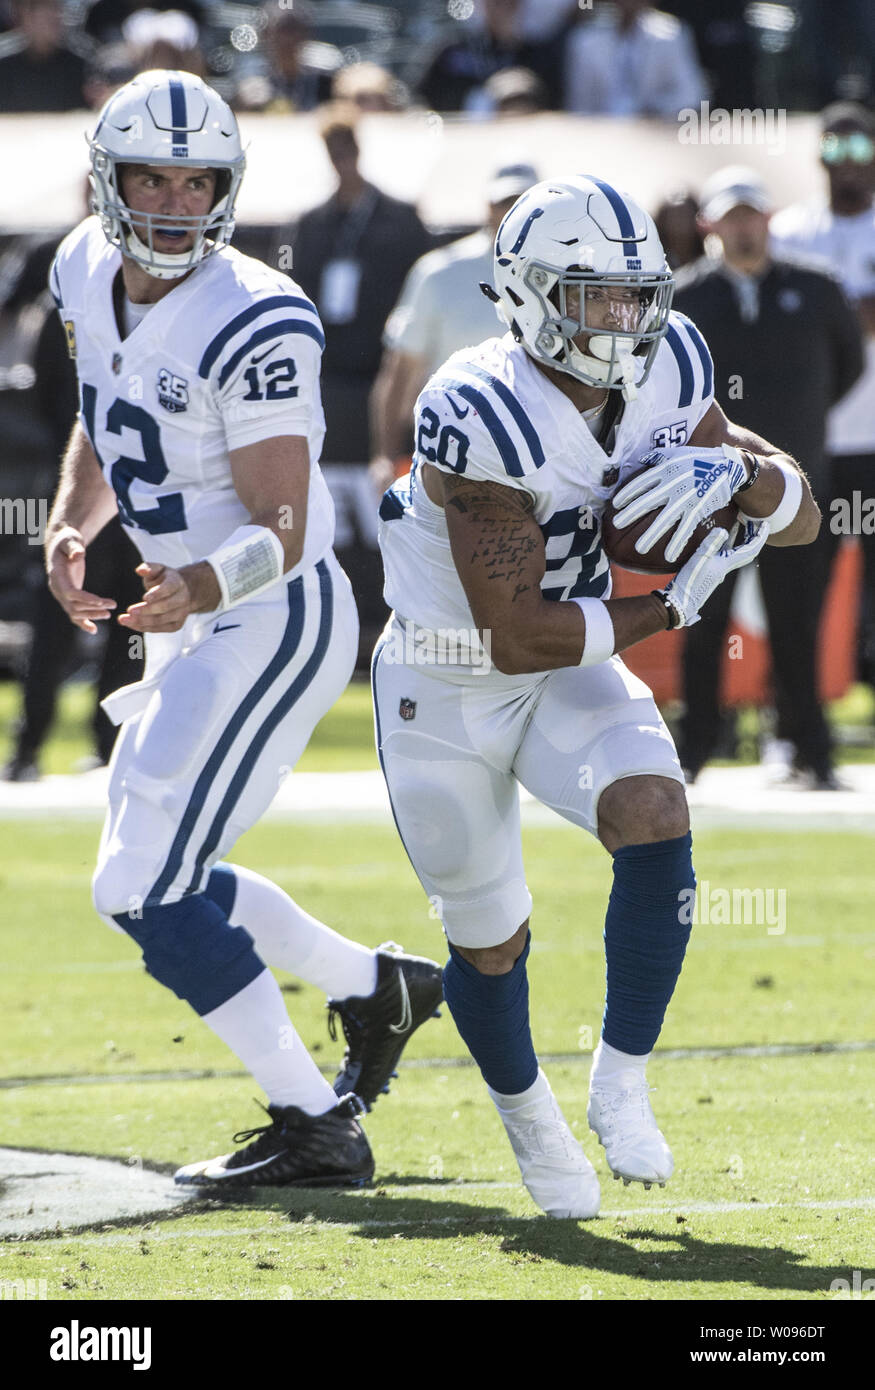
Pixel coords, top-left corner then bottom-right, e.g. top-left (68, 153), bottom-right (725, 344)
top-left (375, 175), bottom-right (820, 1217)
top-left (44, 70), bottom-right (442, 1188)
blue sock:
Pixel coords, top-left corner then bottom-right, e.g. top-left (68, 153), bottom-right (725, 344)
top-left (602, 832), bottom-right (695, 1055)
top-left (442, 934), bottom-right (539, 1095)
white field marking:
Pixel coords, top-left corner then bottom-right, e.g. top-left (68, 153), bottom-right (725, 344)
top-left (2, 1039), bottom-right (874, 1091)
top-left (8, 931), bottom-right (871, 981)
top-left (4, 928), bottom-right (873, 990)
top-left (2, 765), bottom-right (875, 829)
top-left (41, 1194), bottom-right (875, 1248)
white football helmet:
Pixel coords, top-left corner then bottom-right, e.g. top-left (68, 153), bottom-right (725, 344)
top-left (89, 70), bottom-right (245, 280)
top-left (486, 174), bottom-right (674, 400)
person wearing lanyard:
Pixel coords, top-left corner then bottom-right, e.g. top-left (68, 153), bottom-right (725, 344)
top-left (285, 103), bottom-right (431, 671)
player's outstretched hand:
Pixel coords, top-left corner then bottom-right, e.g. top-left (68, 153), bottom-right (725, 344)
top-left (46, 530), bottom-right (117, 634)
top-left (118, 561), bottom-right (194, 633)
top-left (661, 519), bottom-right (770, 628)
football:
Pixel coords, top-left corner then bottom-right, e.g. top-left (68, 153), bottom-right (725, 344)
top-left (601, 461), bottom-right (739, 575)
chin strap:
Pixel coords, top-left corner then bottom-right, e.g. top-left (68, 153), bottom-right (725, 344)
top-left (123, 226), bottom-right (195, 280)
top-left (617, 349), bottom-right (639, 402)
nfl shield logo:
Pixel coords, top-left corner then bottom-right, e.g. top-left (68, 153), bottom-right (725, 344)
top-left (602, 465), bottom-right (620, 487)
top-left (399, 698), bottom-right (416, 721)
top-left (112, 353), bottom-right (123, 375)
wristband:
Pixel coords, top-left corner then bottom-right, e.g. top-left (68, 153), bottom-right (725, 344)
top-left (572, 597), bottom-right (615, 666)
top-left (205, 525), bottom-right (285, 611)
top-left (740, 460), bottom-right (802, 534)
top-left (651, 588), bottom-right (683, 630)
top-left (733, 449), bottom-right (760, 493)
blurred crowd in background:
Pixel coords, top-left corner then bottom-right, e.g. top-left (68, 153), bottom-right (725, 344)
top-left (0, 0), bottom-right (874, 118)
top-left (1, 1), bottom-right (874, 788)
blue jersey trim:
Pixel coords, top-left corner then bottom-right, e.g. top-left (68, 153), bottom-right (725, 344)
top-left (80, 382), bottom-right (99, 454)
top-left (439, 378), bottom-right (523, 477)
top-left (215, 319), bottom-right (325, 389)
top-left (678, 316), bottom-right (713, 401)
top-left (185, 562), bottom-right (334, 893)
top-left (589, 177), bottom-right (638, 258)
top-left (460, 364), bottom-right (546, 470)
top-left (198, 295), bottom-right (319, 379)
top-left (379, 485), bottom-right (407, 521)
top-left (147, 576), bottom-right (306, 907)
top-left (665, 324), bottom-right (695, 408)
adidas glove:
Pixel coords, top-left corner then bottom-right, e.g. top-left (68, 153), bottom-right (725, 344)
top-left (611, 444), bottom-right (751, 565)
top-left (658, 518), bottom-right (770, 629)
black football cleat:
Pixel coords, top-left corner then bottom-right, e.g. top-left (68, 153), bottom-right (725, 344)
top-left (328, 941), bottom-right (443, 1109)
top-left (173, 1095), bottom-right (374, 1188)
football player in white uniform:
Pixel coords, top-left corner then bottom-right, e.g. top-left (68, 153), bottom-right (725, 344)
top-left (375, 175), bottom-right (820, 1218)
top-left (44, 70), bottom-right (442, 1189)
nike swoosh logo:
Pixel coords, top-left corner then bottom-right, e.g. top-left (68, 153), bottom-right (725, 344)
top-left (447, 395), bottom-right (469, 420)
top-left (250, 346), bottom-right (277, 365)
top-left (389, 971), bottom-right (413, 1035)
top-left (206, 1152), bottom-right (285, 1177)
top-left (213, 622), bottom-right (241, 634)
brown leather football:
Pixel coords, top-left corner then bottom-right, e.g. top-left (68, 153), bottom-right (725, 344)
top-left (601, 464), bottom-right (739, 575)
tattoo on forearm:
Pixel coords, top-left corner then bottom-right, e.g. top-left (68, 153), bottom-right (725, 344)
top-left (441, 473), bottom-right (541, 600)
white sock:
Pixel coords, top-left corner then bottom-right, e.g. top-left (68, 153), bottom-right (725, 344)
top-left (590, 1038), bottom-right (650, 1087)
top-left (223, 863), bottom-right (378, 997)
top-left (201, 969), bottom-right (338, 1114)
top-left (488, 1067), bottom-right (550, 1112)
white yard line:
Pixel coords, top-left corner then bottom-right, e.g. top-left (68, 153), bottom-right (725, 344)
top-left (1, 765), bottom-right (875, 828)
top-left (2, 1039), bottom-right (873, 1092)
top-left (34, 1194), bottom-right (875, 1248)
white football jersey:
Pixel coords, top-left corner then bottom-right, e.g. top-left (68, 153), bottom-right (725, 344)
top-left (50, 217), bottom-right (335, 577)
top-left (379, 314), bottom-right (715, 638)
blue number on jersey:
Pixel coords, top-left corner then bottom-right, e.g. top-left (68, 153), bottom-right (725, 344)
top-left (241, 358), bottom-right (299, 401)
top-left (82, 385), bottom-right (187, 535)
top-left (416, 407), bottom-right (469, 473)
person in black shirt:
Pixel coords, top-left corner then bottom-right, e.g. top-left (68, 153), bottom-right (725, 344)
top-left (283, 103), bottom-right (430, 670)
top-left (233, 3), bottom-right (337, 114)
top-left (0, 0), bottom-right (86, 112)
top-left (418, 0), bottom-right (568, 113)
top-left (1, 232), bottom-right (143, 781)
top-left (674, 167), bottom-right (864, 789)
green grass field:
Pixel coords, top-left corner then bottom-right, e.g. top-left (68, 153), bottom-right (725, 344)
top-left (1, 809), bottom-right (873, 1301)
top-left (2, 677), bottom-right (874, 778)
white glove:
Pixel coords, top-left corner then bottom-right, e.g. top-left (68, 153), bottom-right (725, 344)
top-left (611, 445), bottom-right (751, 565)
top-left (659, 519), bottom-right (770, 628)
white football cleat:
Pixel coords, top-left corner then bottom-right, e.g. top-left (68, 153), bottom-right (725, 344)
top-left (588, 1071), bottom-right (674, 1188)
top-left (489, 1071), bottom-right (600, 1219)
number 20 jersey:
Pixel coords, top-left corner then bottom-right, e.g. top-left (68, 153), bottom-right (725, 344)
top-left (379, 315), bottom-right (716, 636)
top-left (50, 217), bottom-right (335, 577)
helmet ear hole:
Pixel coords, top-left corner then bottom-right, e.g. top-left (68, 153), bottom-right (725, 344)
top-left (506, 288), bottom-right (524, 308)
